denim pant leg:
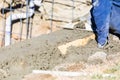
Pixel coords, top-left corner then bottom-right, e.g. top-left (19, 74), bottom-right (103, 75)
top-left (92, 0), bottom-right (112, 45)
top-left (110, 0), bottom-right (120, 34)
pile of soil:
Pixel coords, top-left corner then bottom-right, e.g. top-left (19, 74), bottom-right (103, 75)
top-left (0, 28), bottom-right (120, 80)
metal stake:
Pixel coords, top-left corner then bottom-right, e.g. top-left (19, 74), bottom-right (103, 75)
top-left (50, 0), bottom-right (54, 32)
top-left (72, 0), bottom-right (75, 22)
top-left (26, 0), bottom-right (29, 39)
top-left (19, 2), bottom-right (23, 41)
top-left (29, 16), bottom-right (33, 39)
top-left (1, 0), bottom-right (5, 46)
top-left (9, 0), bottom-right (13, 45)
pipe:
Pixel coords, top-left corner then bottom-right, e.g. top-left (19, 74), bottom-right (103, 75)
top-left (5, 0), bottom-right (42, 46)
top-left (32, 70), bottom-right (116, 78)
top-left (4, 0), bottom-right (12, 46)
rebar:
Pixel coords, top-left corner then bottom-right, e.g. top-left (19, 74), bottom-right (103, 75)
top-left (19, 3), bottom-right (24, 41)
top-left (29, 16), bottom-right (33, 38)
top-left (9, 0), bottom-right (12, 45)
top-left (1, 0), bottom-right (5, 46)
top-left (0, 0), bottom-right (36, 46)
top-left (26, 0), bottom-right (29, 39)
top-left (0, 0), bottom-right (77, 47)
top-left (72, 0), bottom-right (75, 22)
top-left (50, 0), bottom-right (54, 32)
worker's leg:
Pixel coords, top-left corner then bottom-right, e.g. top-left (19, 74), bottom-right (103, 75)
top-left (91, 0), bottom-right (112, 47)
top-left (110, 1), bottom-right (120, 34)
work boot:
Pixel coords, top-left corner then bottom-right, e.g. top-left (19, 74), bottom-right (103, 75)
top-left (98, 40), bottom-right (108, 48)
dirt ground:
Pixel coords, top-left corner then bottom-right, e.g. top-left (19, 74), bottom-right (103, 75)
top-left (0, 28), bottom-right (120, 80)
top-left (0, 0), bottom-right (120, 80)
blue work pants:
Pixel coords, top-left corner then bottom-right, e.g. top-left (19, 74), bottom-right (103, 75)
top-left (91, 0), bottom-right (112, 45)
